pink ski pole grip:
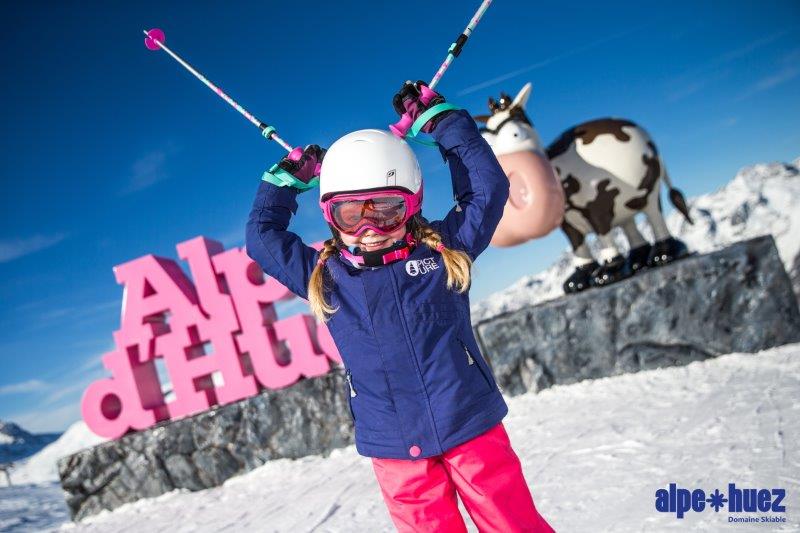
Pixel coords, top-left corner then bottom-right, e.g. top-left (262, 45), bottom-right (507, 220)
top-left (419, 84), bottom-right (437, 106)
top-left (390, 113), bottom-right (414, 138)
top-left (287, 146), bottom-right (303, 162)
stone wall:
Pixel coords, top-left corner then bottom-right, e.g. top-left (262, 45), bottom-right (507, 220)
top-left (474, 236), bottom-right (800, 396)
top-left (60, 236), bottom-right (800, 520)
top-left (59, 372), bottom-right (353, 520)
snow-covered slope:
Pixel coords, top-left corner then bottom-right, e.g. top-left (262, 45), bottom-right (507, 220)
top-left (10, 422), bottom-right (106, 486)
top-left (0, 342), bottom-right (790, 532)
top-left (0, 421), bottom-right (60, 464)
top-left (471, 157), bottom-right (800, 322)
top-left (0, 483), bottom-right (69, 532)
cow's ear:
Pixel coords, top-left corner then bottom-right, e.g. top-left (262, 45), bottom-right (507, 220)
top-left (473, 115), bottom-right (491, 123)
top-left (512, 82), bottom-right (533, 110)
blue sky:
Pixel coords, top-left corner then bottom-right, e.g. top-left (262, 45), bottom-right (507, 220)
top-left (1, 1), bottom-right (798, 433)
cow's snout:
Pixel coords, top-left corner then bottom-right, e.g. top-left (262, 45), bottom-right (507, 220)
top-left (490, 150), bottom-right (565, 247)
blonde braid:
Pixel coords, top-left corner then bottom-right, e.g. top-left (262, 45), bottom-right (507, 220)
top-left (308, 238), bottom-right (340, 322)
top-left (413, 217), bottom-right (472, 292)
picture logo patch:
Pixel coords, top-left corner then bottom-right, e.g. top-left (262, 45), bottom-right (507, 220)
top-left (405, 258), bottom-right (439, 277)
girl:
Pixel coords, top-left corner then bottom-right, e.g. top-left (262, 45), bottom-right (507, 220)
top-left (246, 81), bottom-right (554, 532)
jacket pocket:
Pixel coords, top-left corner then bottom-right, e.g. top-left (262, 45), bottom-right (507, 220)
top-left (458, 339), bottom-right (493, 393)
top-left (344, 368), bottom-right (357, 422)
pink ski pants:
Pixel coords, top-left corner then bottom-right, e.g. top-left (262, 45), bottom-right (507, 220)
top-left (371, 423), bottom-right (555, 532)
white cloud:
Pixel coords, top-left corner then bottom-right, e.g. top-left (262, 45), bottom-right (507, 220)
top-left (120, 143), bottom-right (179, 195)
top-left (36, 299), bottom-right (120, 328)
top-left (42, 374), bottom-right (98, 406)
top-left (39, 349), bottom-right (110, 406)
top-left (457, 27), bottom-right (645, 96)
top-left (6, 402), bottom-right (81, 434)
top-left (0, 379), bottom-right (48, 395)
top-left (216, 222), bottom-right (249, 248)
top-left (125, 149), bottom-right (166, 193)
top-left (665, 69), bottom-right (732, 103)
top-left (718, 30), bottom-right (789, 63)
top-left (734, 64), bottom-right (800, 102)
top-left (664, 29), bottom-right (791, 103)
top-left (0, 234), bottom-right (67, 263)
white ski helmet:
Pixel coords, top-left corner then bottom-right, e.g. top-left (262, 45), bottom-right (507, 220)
top-left (319, 129), bottom-right (423, 201)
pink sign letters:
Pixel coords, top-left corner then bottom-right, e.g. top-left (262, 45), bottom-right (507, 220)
top-left (82, 236), bottom-right (342, 439)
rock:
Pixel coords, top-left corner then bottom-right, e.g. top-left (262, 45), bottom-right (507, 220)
top-left (192, 447), bottom-right (240, 487)
top-left (475, 236), bottom-right (800, 395)
top-left (61, 370), bottom-right (353, 520)
top-left (163, 454), bottom-right (205, 491)
top-left (791, 251), bottom-right (800, 305)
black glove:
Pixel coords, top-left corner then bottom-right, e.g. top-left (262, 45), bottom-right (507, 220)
top-left (278, 144), bottom-right (326, 184)
top-left (392, 81), bottom-right (453, 133)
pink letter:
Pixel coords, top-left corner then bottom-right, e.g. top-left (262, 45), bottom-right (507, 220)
top-left (212, 246), bottom-right (340, 389)
top-left (81, 343), bottom-right (168, 439)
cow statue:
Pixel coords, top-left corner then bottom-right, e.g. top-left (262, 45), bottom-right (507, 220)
top-left (476, 83), bottom-right (693, 293)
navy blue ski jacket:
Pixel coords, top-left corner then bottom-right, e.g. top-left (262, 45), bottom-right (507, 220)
top-left (246, 110), bottom-right (510, 459)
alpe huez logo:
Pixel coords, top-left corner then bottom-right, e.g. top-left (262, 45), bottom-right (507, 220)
top-left (655, 483), bottom-right (786, 524)
top-left (405, 257), bottom-right (439, 277)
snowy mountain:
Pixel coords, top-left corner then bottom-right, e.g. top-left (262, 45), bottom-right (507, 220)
top-left (3, 342), bottom-right (797, 532)
top-left (0, 421), bottom-right (60, 464)
top-left (471, 157), bottom-right (800, 323)
top-left (8, 421), bottom-right (105, 486)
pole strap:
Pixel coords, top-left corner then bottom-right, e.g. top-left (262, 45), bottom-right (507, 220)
top-left (261, 164), bottom-right (320, 191)
top-left (409, 103), bottom-right (460, 138)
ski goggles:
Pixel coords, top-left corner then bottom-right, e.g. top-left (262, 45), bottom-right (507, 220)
top-left (320, 189), bottom-right (423, 236)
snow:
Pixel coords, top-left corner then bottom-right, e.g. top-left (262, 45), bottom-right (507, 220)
top-left (0, 434), bottom-right (13, 445)
top-left (2, 158), bottom-right (798, 531)
top-left (669, 159), bottom-right (800, 266)
top-left (9, 422), bottom-right (106, 486)
top-left (2, 343), bottom-right (796, 532)
top-left (471, 157), bottom-right (800, 323)
top-left (0, 483), bottom-right (70, 532)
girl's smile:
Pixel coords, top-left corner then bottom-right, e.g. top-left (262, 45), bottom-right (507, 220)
top-left (338, 226), bottom-right (407, 251)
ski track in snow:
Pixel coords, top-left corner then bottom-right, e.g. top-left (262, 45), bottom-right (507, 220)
top-left (2, 343), bottom-right (797, 532)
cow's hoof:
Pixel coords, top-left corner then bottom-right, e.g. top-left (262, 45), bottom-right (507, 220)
top-left (563, 261), bottom-right (598, 293)
top-left (647, 237), bottom-right (689, 267)
top-left (591, 255), bottom-right (631, 287)
top-left (627, 243), bottom-right (652, 274)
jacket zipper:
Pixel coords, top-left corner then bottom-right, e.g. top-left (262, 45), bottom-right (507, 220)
top-left (344, 368), bottom-right (357, 423)
top-left (345, 369), bottom-right (357, 397)
top-left (388, 266), bottom-right (443, 452)
top-left (460, 339), bottom-right (493, 390)
top-left (464, 344), bottom-right (475, 365)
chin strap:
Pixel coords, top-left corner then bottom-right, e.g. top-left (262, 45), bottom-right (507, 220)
top-left (339, 232), bottom-right (417, 269)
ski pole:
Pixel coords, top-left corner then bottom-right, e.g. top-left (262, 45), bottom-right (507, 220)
top-left (143, 29), bottom-right (294, 153)
top-left (390, 0), bottom-right (493, 138)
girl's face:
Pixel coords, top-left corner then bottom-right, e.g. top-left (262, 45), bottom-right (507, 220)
top-left (338, 226), bottom-right (408, 251)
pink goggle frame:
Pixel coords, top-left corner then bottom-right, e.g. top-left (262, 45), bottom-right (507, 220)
top-left (320, 187), bottom-right (423, 236)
